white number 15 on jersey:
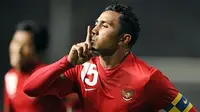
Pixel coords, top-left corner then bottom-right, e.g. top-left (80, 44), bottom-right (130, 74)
top-left (81, 62), bottom-right (99, 86)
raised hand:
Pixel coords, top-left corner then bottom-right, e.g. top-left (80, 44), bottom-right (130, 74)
top-left (67, 26), bottom-right (93, 65)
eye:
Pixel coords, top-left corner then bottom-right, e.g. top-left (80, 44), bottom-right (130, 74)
top-left (102, 24), bottom-right (108, 28)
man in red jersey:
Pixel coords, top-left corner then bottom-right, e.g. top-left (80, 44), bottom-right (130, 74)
top-left (23, 3), bottom-right (198, 112)
top-left (3, 20), bottom-right (68, 112)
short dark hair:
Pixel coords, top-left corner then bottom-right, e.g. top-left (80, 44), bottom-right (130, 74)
top-left (15, 20), bottom-right (49, 53)
top-left (104, 3), bottom-right (140, 48)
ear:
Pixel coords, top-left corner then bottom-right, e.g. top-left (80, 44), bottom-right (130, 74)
top-left (118, 34), bottom-right (131, 46)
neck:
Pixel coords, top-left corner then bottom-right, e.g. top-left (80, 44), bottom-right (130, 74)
top-left (99, 48), bottom-right (130, 69)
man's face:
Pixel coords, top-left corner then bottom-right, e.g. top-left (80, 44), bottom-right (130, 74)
top-left (9, 31), bottom-right (35, 69)
top-left (91, 10), bottom-right (121, 56)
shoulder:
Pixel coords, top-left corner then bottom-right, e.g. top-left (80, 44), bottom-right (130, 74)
top-left (132, 55), bottom-right (170, 82)
top-left (4, 69), bottom-right (19, 97)
top-left (130, 54), bottom-right (156, 79)
top-left (131, 54), bottom-right (154, 76)
top-left (144, 68), bottom-right (177, 97)
top-left (132, 54), bottom-right (170, 80)
top-left (120, 54), bottom-right (156, 88)
top-left (129, 54), bottom-right (174, 89)
top-left (4, 69), bottom-right (17, 80)
top-left (148, 68), bottom-right (172, 86)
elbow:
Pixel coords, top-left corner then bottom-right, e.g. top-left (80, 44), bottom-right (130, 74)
top-left (23, 86), bottom-right (42, 97)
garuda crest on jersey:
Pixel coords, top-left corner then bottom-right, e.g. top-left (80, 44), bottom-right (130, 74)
top-left (121, 85), bottom-right (134, 101)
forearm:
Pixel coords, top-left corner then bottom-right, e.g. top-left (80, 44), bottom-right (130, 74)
top-left (23, 56), bottom-right (74, 97)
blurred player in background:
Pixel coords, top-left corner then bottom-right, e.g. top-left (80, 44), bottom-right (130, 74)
top-left (3, 20), bottom-right (69, 112)
top-left (65, 93), bottom-right (82, 112)
top-left (23, 3), bottom-right (197, 112)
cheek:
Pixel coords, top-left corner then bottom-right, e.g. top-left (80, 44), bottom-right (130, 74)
top-left (9, 44), bottom-right (21, 66)
top-left (9, 43), bottom-right (20, 59)
top-left (9, 42), bottom-right (19, 53)
top-left (98, 29), bottom-right (113, 38)
top-left (98, 30), bottom-right (118, 44)
top-left (22, 46), bottom-right (34, 57)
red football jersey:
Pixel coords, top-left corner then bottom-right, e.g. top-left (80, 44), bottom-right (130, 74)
top-left (4, 64), bottom-right (66, 112)
top-left (24, 53), bottom-right (198, 112)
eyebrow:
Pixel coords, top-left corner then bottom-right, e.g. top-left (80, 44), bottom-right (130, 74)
top-left (95, 19), bottom-right (113, 26)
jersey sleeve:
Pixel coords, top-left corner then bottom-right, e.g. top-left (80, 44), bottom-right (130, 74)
top-left (145, 69), bottom-right (198, 112)
top-left (23, 56), bottom-right (80, 98)
top-left (4, 78), bottom-right (14, 112)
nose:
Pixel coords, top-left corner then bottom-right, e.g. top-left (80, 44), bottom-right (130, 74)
top-left (92, 25), bottom-right (99, 36)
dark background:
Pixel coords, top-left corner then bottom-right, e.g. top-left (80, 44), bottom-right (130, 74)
top-left (0, 0), bottom-right (200, 111)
